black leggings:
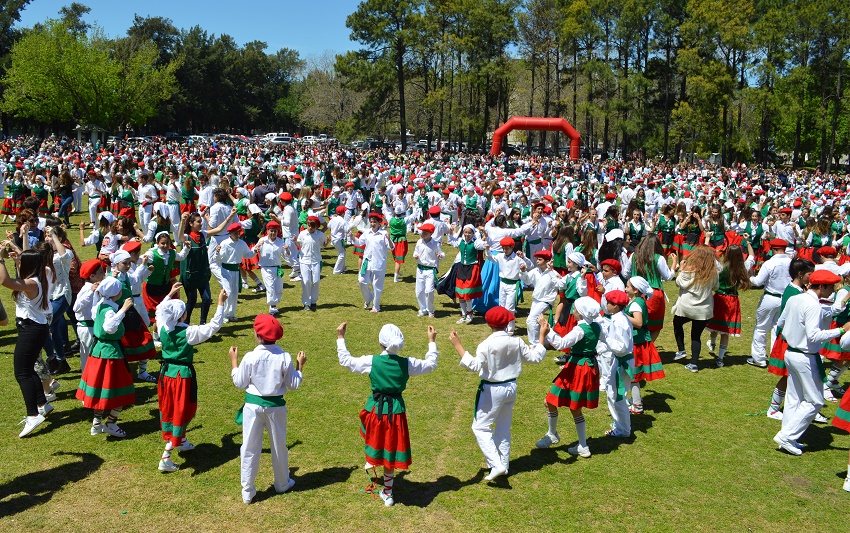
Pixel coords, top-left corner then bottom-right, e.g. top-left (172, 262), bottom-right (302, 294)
top-left (673, 315), bottom-right (708, 364)
top-left (184, 280), bottom-right (212, 325)
top-left (15, 318), bottom-right (49, 416)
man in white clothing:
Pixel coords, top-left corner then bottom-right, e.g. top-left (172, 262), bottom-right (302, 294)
top-left (519, 249), bottom-right (565, 346)
top-left (351, 213), bottom-right (392, 312)
top-left (748, 238), bottom-right (792, 367)
top-left (327, 205), bottom-right (350, 274)
top-left (277, 192), bottom-right (302, 281)
top-left (296, 216), bottom-right (326, 311)
top-left (449, 306), bottom-right (546, 481)
top-left (230, 314), bottom-right (305, 504)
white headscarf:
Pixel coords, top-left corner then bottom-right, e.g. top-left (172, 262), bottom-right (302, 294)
top-left (95, 276), bottom-right (122, 308)
top-left (156, 299), bottom-right (186, 333)
top-left (629, 275), bottom-right (654, 298)
top-left (378, 324), bottom-right (405, 354)
top-left (154, 231), bottom-right (170, 243)
top-left (605, 228), bottom-right (625, 242)
top-left (99, 211), bottom-right (116, 224)
top-left (568, 252), bottom-right (587, 267)
top-left (110, 250), bottom-right (131, 265)
top-left (574, 296), bottom-right (601, 322)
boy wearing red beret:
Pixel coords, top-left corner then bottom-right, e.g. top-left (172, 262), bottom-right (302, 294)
top-left (230, 314), bottom-right (306, 504)
top-left (73, 259), bottom-right (107, 372)
top-left (213, 223), bottom-right (256, 322)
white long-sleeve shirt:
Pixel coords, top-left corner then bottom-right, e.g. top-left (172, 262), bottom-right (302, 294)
top-left (351, 228), bottom-right (391, 272)
top-left (521, 267), bottom-right (566, 305)
top-left (253, 236), bottom-right (287, 267)
top-left (157, 295), bottom-right (224, 344)
top-left (231, 343), bottom-right (302, 397)
top-left (459, 330), bottom-right (546, 382)
top-left (595, 312), bottom-right (633, 357)
top-left (486, 249), bottom-right (532, 280)
top-left (546, 319), bottom-right (597, 351)
top-left (413, 238), bottom-right (444, 268)
top-left (73, 282), bottom-right (97, 322)
top-left (296, 228), bottom-right (326, 265)
top-left (327, 215), bottom-right (350, 244)
top-left (337, 338), bottom-right (438, 376)
top-left (213, 237), bottom-right (255, 265)
top-left (749, 253), bottom-right (792, 295)
top-left (100, 301), bottom-right (126, 334)
top-left (777, 290), bottom-right (842, 354)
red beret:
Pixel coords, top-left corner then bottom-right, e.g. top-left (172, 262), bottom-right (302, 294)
top-left (254, 314), bottom-right (283, 342)
top-left (368, 212), bottom-right (384, 221)
top-left (499, 237), bottom-right (515, 248)
top-left (226, 222), bottom-right (243, 233)
top-left (279, 192), bottom-right (293, 201)
top-left (345, 181), bottom-right (355, 188)
top-left (266, 221), bottom-right (281, 231)
top-left (769, 238), bottom-right (788, 248)
top-left (79, 259), bottom-right (102, 280)
top-left (542, 195), bottom-right (554, 202)
top-left (335, 205), bottom-right (347, 215)
top-left (417, 183), bottom-right (426, 188)
top-left (601, 258), bottom-right (622, 274)
top-left (533, 202), bottom-right (545, 210)
top-left (605, 193), bottom-right (616, 200)
top-left (533, 249), bottom-right (552, 260)
top-left (493, 189), bottom-right (505, 196)
top-left (307, 215), bottom-right (321, 224)
top-left (779, 207), bottom-right (793, 214)
top-left (818, 246), bottom-right (837, 257)
top-left (793, 199), bottom-right (802, 207)
top-left (605, 289), bottom-right (629, 307)
top-left (484, 306), bottom-right (515, 329)
top-left (406, 186), bottom-right (414, 193)
top-left (428, 206), bottom-right (441, 215)
top-left (122, 240), bottom-right (142, 253)
top-left (419, 223), bottom-right (435, 234)
top-left (810, 270), bottom-right (841, 286)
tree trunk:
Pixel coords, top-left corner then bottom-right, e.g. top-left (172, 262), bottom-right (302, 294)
top-left (827, 56), bottom-right (842, 173)
top-left (396, 38), bottom-right (407, 152)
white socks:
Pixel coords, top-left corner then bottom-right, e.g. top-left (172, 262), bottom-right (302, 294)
top-left (574, 415), bottom-right (586, 447)
top-left (547, 411), bottom-right (558, 435)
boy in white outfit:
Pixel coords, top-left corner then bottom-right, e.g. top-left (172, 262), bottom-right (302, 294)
top-left (327, 205), bottom-right (350, 274)
top-left (253, 221), bottom-right (289, 315)
top-left (413, 223), bottom-right (444, 317)
top-left (213, 222), bottom-right (256, 322)
top-left (595, 289), bottom-right (635, 438)
top-left (350, 212), bottom-right (392, 312)
top-left (73, 259), bottom-right (106, 372)
top-left (520, 249), bottom-right (566, 346)
top-left (485, 237), bottom-right (532, 335)
top-left (296, 215), bottom-right (327, 311)
top-left (229, 314), bottom-right (305, 504)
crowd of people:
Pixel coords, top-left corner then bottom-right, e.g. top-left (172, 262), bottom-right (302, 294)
top-left (1, 134), bottom-right (849, 504)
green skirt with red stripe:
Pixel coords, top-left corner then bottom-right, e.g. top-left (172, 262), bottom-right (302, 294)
top-left (833, 392), bottom-right (850, 432)
top-left (820, 320), bottom-right (850, 360)
top-left (158, 373), bottom-right (197, 446)
top-left (767, 333), bottom-right (788, 377)
top-left (76, 352), bottom-right (136, 410)
top-left (646, 287), bottom-right (666, 332)
top-left (706, 293), bottom-right (741, 336)
top-left (392, 239), bottom-right (408, 264)
top-left (455, 263), bottom-right (483, 300)
top-left (633, 342), bottom-right (665, 382)
top-left (359, 407), bottom-right (411, 470)
top-left (546, 356), bottom-right (599, 409)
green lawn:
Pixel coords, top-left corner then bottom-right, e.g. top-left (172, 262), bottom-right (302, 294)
top-left (0, 213), bottom-right (847, 531)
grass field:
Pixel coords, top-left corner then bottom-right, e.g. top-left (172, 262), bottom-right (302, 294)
top-left (0, 213), bottom-right (847, 532)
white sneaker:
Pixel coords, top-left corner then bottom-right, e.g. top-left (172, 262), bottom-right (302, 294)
top-left (379, 490), bottom-right (394, 506)
top-left (91, 424), bottom-right (104, 435)
top-left (843, 477), bottom-right (850, 493)
top-left (464, 315), bottom-right (473, 323)
top-left (814, 412), bottom-right (829, 424)
top-left (159, 458), bottom-right (179, 472)
top-left (774, 434), bottom-right (802, 456)
top-left (707, 339), bottom-right (716, 352)
top-left (536, 433), bottom-right (560, 448)
top-left (824, 387), bottom-right (838, 403)
top-left (276, 478), bottom-right (295, 494)
top-left (50, 380), bottom-right (61, 392)
top-left (289, 276), bottom-right (301, 282)
top-left (456, 316), bottom-right (467, 324)
top-left (18, 414), bottom-right (45, 437)
top-left (673, 351), bottom-right (687, 361)
top-left (766, 409), bottom-right (783, 421)
top-left (103, 422), bottom-right (126, 438)
top-left (176, 439), bottom-right (195, 451)
top-left (567, 444), bottom-right (591, 458)
top-left (746, 357), bottom-right (767, 368)
top-left (269, 307), bottom-right (279, 316)
top-left (45, 392), bottom-right (57, 402)
top-left (484, 466), bottom-right (507, 481)
top-left (38, 403), bottom-right (54, 417)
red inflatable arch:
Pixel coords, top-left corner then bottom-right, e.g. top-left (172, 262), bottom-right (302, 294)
top-left (490, 116), bottom-right (581, 160)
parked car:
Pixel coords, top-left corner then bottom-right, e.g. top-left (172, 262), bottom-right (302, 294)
top-left (269, 136), bottom-right (292, 146)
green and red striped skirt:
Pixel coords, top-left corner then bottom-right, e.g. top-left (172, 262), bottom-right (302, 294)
top-left (632, 342), bottom-right (665, 382)
top-left (120, 309), bottom-right (158, 363)
top-left (833, 392), bottom-right (850, 433)
top-left (546, 357), bottom-right (600, 410)
top-left (706, 293), bottom-right (741, 336)
top-left (646, 287), bottom-right (666, 332)
top-left (76, 356), bottom-right (135, 410)
top-left (455, 263), bottom-right (482, 300)
top-left (359, 407), bottom-right (411, 470)
top-left (158, 373), bottom-right (197, 446)
top-left (353, 232), bottom-right (364, 258)
top-left (767, 333), bottom-right (788, 377)
top-left (392, 239), bottom-right (408, 264)
top-left (820, 320), bottom-right (850, 361)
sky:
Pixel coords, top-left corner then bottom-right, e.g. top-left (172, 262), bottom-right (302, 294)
top-left (16, 0), bottom-right (362, 60)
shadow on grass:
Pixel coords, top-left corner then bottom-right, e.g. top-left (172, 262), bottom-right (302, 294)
top-left (506, 447), bottom-right (566, 475)
top-left (179, 432), bottom-right (241, 476)
top-left (113, 408), bottom-right (163, 440)
top-left (377, 304), bottom-right (418, 312)
top-left (393, 469), bottom-right (486, 507)
top-left (0, 452), bottom-right (103, 518)
top-left (799, 422), bottom-right (843, 453)
top-left (321, 303), bottom-right (358, 310)
top-left (641, 391), bottom-right (674, 414)
top-left (34, 405), bottom-right (92, 435)
top-left (280, 465), bottom-right (358, 494)
top-left (630, 413), bottom-right (658, 436)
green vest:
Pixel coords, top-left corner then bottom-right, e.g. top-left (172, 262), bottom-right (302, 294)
top-left (458, 239), bottom-right (478, 265)
top-left (563, 271), bottom-right (582, 300)
top-left (572, 322), bottom-right (601, 356)
top-left (658, 215), bottom-right (675, 233)
top-left (638, 253), bottom-right (663, 289)
top-left (91, 303), bottom-right (125, 360)
top-left (150, 248), bottom-right (175, 286)
top-left (626, 297), bottom-right (651, 344)
top-left (243, 219), bottom-right (263, 245)
top-left (236, 198), bottom-right (248, 216)
top-left (364, 353), bottom-right (409, 415)
top-left (388, 217), bottom-right (407, 241)
top-left (160, 325), bottom-right (196, 378)
top-left (180, 234), bottom-right (211, 288)
top-left (117, 273), bottom-right (132, 300)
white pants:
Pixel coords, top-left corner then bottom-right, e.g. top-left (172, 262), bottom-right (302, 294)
top-left (241, 404), bottom-right (290, 502)
top-left (526, 300), bottom-right (551, 346)
top-left (332, 239), bottom-right (346, 274)
top-left (359, 269), bottom-right (386, 310)
top-left (88, 196), bottom-right (101, 224)
top-left (208, 236), bottom-right (229, 289)
top-left (604, 355), bottom-right (634, 435)
top-left (260, 266), bottom-right (283, 307)
top-left (221, 268), bottom-right (240, 318)
top-left (300, 262), bottom-right (321, 305)
top-left (168, 204), bottom-right (180, 241)
top-left (751, 293), bottom-right (781, 362)
top-left (498, 280), bottom-right (519, 335)
top-left (286, 238), bottom-right (301, 279)
top-left (139, 204), bottom-right (153, 230)
top-left (73, 188), bottom-right (84, 212)
top-left (472, 381), bottom-right (517, 472)
top-left (415, 267), bottom-right (436, 314)
top-left (779, 350), bottom-right (825, 442)
top-left (78, 326), bottom-right (93, 372)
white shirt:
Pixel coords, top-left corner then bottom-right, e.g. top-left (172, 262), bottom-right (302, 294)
top-left (213, 237), bottom-right (255, 265)
top-left (14, 278), bottom-right (49, 324)
top-left (595, 312), bottom-right (633, 357)
top-left (338, 339), bottom-right (438, 376)
top-left (280, 204), bottom-right (299, 239)
top-left (459, 330), bottom-right (546, 382)
top-left (521, 267), bottom-right (566, 305)
top-left (750, 253), bottom-right (792, 295)
top-left (327, 215), bottom-right (350, 244)
top-left (352, 228), bottom-right (391, 272)
top-left (296, 229), bottom-right (326, 265)
top-left (777, 290), bottom-right (841, 354)
top-left (73, 282), bottom-right (98, 322)
top-left (232, 343), bottom-right (303, 397)
top-left (50, 250), bottom-right (73, 302)
top-left (413, 238), bottom-right (444, 268)
top-left (486, 249), bottom-right (532, 280)
top-left (254, 236), bottom-right (287, 267)
top-left (197, 184), bottom-right (214, 208)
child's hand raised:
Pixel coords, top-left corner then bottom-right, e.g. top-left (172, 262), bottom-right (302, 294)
top-left (427, 325), bottom-right (437, 343)
top-left (296, 351), bottom-right (306, 370)
top-left (218, 289), bottom-right (227, 306)
top-left (228, 346), bottom-right (239, 367)
top-left (337, 322), bottom-right (347, 339)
